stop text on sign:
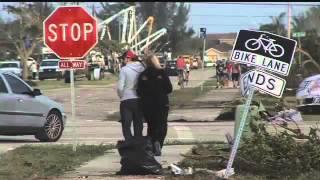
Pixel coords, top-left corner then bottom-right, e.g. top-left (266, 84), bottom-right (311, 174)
top-left (48, 23), bottom-right (93, 42)
top-left (59, 60), bottom-right (86, 69)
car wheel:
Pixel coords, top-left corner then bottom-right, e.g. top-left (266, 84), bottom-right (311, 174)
top-left (35, 111), bottom-right (64, 142)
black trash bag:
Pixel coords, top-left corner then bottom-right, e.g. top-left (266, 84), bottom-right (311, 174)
top-left (116, 136), bottom-right (162, 175)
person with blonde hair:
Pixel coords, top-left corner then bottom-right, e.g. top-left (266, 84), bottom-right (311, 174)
top-left (137, 54), bottom-right (173, 156)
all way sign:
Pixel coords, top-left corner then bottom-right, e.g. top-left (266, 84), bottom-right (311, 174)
top-left (241, 69), bottom-right (286, 98)
top-left (231, 30), bottom-right (297, 76)
top-left (59, 60), bottom-right (86, 69)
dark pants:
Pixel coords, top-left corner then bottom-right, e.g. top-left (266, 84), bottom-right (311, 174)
top-left (120, 99), bottom-right (143, 140)
top-left (144, 106), bottom-right (169, 148)
top-left (32, 72), bottom-right (36, 80)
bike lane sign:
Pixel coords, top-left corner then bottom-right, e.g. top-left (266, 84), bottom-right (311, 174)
top-left (230, 30), bottom-right (297, 76)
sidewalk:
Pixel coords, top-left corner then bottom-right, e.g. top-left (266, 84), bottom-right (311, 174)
top-left (59, 145), bottom-right (193, 179)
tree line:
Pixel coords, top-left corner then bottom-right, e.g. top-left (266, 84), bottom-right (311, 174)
top-left (259, 6), bottom-right (320, 77)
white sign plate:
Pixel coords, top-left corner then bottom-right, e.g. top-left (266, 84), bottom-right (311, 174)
top-left (241, 69), bottom-right (286, 98)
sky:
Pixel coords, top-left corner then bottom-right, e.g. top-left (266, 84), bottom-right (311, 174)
top-left (1, 2), bottom-right (320, 35)
top-left (188, 2), bottom-right (320, 35)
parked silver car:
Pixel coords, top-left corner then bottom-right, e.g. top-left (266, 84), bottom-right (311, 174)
top-left (0, 71), bottom-right (67, 142)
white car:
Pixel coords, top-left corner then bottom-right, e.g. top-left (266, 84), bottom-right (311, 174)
top-left (0, 61), bottom-right (22, 77)
top-left (296, 74), bottom-right (320, 114)
top-left (0, 71), bottom-right (67, 142)
top-left (39, 59), bottom-right (63, 80)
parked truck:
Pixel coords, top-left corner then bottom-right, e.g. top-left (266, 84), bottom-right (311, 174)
top-left (86, 50), bottom-right (106, 80)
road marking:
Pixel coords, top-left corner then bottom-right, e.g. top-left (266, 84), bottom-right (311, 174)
top-left (173, 126), bottom-right (194, 140)
top-left (85, 120), bottom-right (102, 122)
top-left (61, 137), bottom-right (195, 140)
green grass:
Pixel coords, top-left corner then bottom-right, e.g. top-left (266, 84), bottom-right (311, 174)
top-left (164, 140), bottom-right (225, 146)
top-left (0, 144), bottom-right (114, 180)
top-left (31, 75), bottom-right (118, 90)
top-left (169, 79), bottom-right (217, 108)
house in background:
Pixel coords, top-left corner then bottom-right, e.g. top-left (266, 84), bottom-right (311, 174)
top-left (206, 43), bottom-right (233, 64)
top-left (204, 33), bottom-right (236, 64)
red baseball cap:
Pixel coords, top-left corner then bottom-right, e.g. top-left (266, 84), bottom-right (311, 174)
top-left (123, 50), bottom-right (137, 59)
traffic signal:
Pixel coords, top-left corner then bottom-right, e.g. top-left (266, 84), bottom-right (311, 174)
top-left (200, 28), bottom-right (206, 39)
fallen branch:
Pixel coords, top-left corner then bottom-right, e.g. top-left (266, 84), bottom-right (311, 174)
top-left (181, 154), bottom-right (229, 161)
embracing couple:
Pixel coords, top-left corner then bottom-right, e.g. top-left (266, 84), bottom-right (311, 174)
top-left (117, 50), bottom-right (173, 156)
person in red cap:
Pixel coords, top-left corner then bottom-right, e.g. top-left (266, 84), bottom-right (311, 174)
top-left (117, 50), bottom-right (146, 140)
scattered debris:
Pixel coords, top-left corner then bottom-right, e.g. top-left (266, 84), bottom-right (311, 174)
top-left (215, 168), bottom-right (234, 179)
top-left (169, 163), bottom-right (193, 176)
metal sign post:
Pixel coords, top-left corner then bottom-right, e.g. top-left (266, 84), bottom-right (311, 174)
top-left (43, 6), bottom-right (98, 152)
top-left (217, 29), bottom-right (297, 178)
top-left (201, 37), bottom-right (206, 92)
top-left (70, 68), bottom-right (77, 152)
top-left (200, 27), bottom-right (206, 92)
top-left (225, 86), bottom-right (255, 177)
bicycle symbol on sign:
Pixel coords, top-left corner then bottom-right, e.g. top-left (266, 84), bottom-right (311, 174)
top-left (245, 34), bottom-right (285, 58)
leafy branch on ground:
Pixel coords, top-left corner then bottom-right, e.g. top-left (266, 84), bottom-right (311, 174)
top-left (179, 113), bottom-right (320, 179)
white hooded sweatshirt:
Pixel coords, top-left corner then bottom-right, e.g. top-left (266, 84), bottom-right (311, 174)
top-left (117, 61), bottom-right (145, 101)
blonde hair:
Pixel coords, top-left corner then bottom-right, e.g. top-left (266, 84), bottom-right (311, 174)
top-left (145, 54), bottom-right (162, 69)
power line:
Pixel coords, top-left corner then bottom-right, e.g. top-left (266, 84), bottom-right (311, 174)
top-left (189, 14), bottom-right (303, 18)
top-left (196, 2), bottom-right (320, 7)
top-left (190, 24), bottom-right (257, 27)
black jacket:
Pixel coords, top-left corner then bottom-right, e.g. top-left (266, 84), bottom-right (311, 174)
top-left (137, 67), bottom-right (173, 108)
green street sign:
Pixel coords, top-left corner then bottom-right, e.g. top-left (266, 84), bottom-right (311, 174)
top-left (293, 32), bottom-right (306, 38)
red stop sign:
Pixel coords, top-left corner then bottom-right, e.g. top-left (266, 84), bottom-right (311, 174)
top-left (44, 6), bottom-right (98, 59)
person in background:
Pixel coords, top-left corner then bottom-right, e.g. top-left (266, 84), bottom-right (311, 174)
top-left (185, 61), bottom-right (191, 85)
top-left (117, 50), bottom-right (145, 140)
top-left (176, 56), bottom-right (186, 85)
top-left (137, 54), bottom-right (173, 156)
top-left (232, 62), bottom-right (241, 88)
top-left (30, 61), bottom-right (38, 80)
top-left (216, 60), bottom-right (225, 88)
top-left (226, 60), bottom-right (233, 88)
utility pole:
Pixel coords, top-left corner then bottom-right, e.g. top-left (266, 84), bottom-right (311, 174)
top-left (91, 3), bottom-right (95, 17)
top-left (299, 36), bottom-right (302, 67)
top-left (287, 2), bottom-right (291, 38)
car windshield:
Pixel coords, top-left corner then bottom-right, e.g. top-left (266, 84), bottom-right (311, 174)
top-left (41, 61), bottom-right (58, 66)
top-left (43, 53), bottom-right (59, 60)
top-left (0, 63), bottom-right (19, 68)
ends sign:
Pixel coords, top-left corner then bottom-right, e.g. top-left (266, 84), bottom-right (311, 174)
top-left (241, 69), bottom-right (286, 98)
